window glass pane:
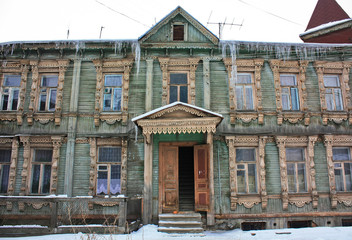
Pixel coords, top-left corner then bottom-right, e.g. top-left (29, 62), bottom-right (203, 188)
top-left (325, 91), bottom-right (334, 111)
top-left (2, 95), bottom-right (9, 110)
top-left (344, 163), bottom-right (352, 191)
top-left (235, 86), bottom-right (244, 110)
top-left (237, 170), bottom-right (246, 193)
top-left (39, 93), bottom-right (47, 111)
top-left (34, 150), bottom-right (52, 162)
top-left (334, 89), bottom-right (343, 110)
top-left (287, 163), bottom-right (296, 193)
top-left (281, 88), bottom-right (290, 110)
top-left (103, 92), bottom-right (112, 111)
top-left (31, 164), bottom-right (41, 193)
top-left (180, 86), bottom-right (188, 103)
top-left (98, 148), bottom-right (121, 163)
top-left (11, 89), bottom-right (19, 110)
top-left (170, 73), bottom-right (187, 84)
top-left (291, 88), bottom-right (300, 110)
top-left (105, 75), bottom-right (122, 86)
top-left (298, 163), bottom-right (307, 192)
top-left (4, 75), bottom-right (21, 87)
top-left (324, 75), bottom-right (339, 87)
top-left (333, 148), bottom-right (350, 161)
top-left (236, 149), bottom-right (255, 162)
top-left (169, 86), bottom-right (178, 103)
top-left (97, 169), bottom-right (108, 194)
top-left (280, 75), bottom-right (296, 86)
top-left (334, 168), bottom-right (344, 191)
top-left (0, 150), bottom-right (11, 163)
top-left (286, 148), bottom-right (304, 162)
top-left (248, 164), bottom-right (257, 193)
top-left (49, 89), bottom-right (56, 111)
top-left (113, 88), bottom-right (122, 111)
top-left (236, 74), bottom-right (252, 84)
top-left (41, 75), bottom-right (58, 87)
top-left (0, 165), bottom-right (10, 193)
top-left (41, 165), bottom-right (51, 194)
top-left (110, 165), bottom-right (121, 195)
top-left (245, 86), bottom-right (254, 110)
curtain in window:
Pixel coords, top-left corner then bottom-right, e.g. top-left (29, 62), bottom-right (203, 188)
top-left (0, 165), bottom-right (10, 193)
top-left (31, 164), bottom-right (41, 193)
top-left (97, 170), bottom-right (108, 195)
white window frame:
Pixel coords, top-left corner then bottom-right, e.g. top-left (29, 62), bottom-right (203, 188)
top-left (235, 73), bottom-right (255, 110)
top-left (235, 147), bottom-right (258, 194)
top-left (280, 74), bottom-right (300, 111)
top-left (332, 147), bottom-right (352, 192)
top-left (168, 72), bottom-right (189, 104)
top-left (324, 75), bottom-right (343, 111)
top-left (286, 147), bottom-right (308, 193)
top-left (30, 149), bottom-right (53, 195)
top-left (1, 75), bottom-right (21, 111)
top-left (102, 74), bottom-right (123, 112)
top-left (38, 75), bottom-right (58, 112)
top-left (0, 149), bottom-right (11, 194)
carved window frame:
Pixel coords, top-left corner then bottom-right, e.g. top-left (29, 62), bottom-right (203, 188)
top-left (88, 137), bottom-right (127, 197)
top-left (19, 136), bottom-right (63, 196)
top-left (159, 57), bottom-right (200, 106)
top-left (270, 60), bottom-right (309, 125)
top-left (223, 59), bottom-right (264, 124)
top-left (168, 71), bottom-right (189, 104)
top-left (0, 60), bottom-right (29, 125)
top-left (275, 136), bottom-right (319, 210)
top-left (93, 59), bottom-right (134, 126)
top-left (324, 135), bottom-right (352, 208)
top-left (28, 60), bottom-right (69, 126)
top-left (0, 137), bottom-right (19, 196)
top-left (226, 136), bottom-right (267, 210)
top-left (314, 61), bottom-right (352, 125)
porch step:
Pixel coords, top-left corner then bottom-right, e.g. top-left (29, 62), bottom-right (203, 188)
top-left (158, 213), bottom-right (203, 234)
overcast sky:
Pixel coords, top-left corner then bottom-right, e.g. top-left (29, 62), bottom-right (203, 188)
top-left (0, 0), bottom-right (351, 43)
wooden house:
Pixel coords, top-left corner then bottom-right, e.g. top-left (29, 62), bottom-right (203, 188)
top-left (0, 6), bottom-right (352, 234)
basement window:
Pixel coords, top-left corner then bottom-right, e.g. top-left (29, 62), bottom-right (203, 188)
top-left (173, 23), bottom-right (186, 41)
top-left (288, 220), bottom-right (312, 228)
top-left (241, 222), bottom-right (266, 231)
top-left (342, 219), bottom-right (352, 226)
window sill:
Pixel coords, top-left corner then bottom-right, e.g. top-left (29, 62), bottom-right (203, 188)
top-left (230, 111), bottom-right (264, 124)
top-left (322, 112), bottom-right (349, 125)
top-left (277, 111), bottom-right (309, 125)
top-left (230, 194), bottom-right (264, 210)
top-left (95, 112), bottom-right (127, 126)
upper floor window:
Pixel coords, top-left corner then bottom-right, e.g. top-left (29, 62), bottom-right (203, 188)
top-left (235, 73), bottom-right (254, 110)
top-left (332, 147), bottom-right (352, 192)
top-left (103, 75), bottom-right (122, 111)
top-left (31, 149), bottom-right (53, 194)
top-left (169, 73), bottom-right (188, 104)
top-left (173, 23), bottom-right (185, 41)
top-left (97, 147), bottom-right (121, 195)
top-left (324, 75), bottom-right (343, 111)
top-left (280, 75), bottom-right (299, 111)
top-left (236, 148), bottom-right (257, 194)
top-left (286, 148), bottom-right (307, 193)
top-left (39, 75), bottom-right (58, 112)
top-left (0, 149), bottom-right (11, 193)
top-left (1, 75), bottom-right (21, 111)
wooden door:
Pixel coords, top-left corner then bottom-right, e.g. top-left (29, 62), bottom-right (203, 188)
top-left (161, 146), bottom-right (179, 213)
top-left (194, 145), bottom-right (209, 211)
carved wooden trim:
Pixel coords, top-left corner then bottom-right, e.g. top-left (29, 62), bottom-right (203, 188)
top-left (314, 61), bottom-right (352, 125)
top-left (269, 60), bottom-right (309, 125)
top-left (223, 59), bottom-right (264, 124)
top-left (93, 59), bottom-right (134, 126)
top-left (308, 136), bottom-right (319, 208)
top-left (19, 136), bottom-right (30, 196)
top-left (27, 60), bottom-right (69, 125)
top-left (88, 201), bottom-right (120, 210)
top-left (51, 136), bottom-right (63, 194)
top-left (158, 57), bottom-right (200, 106)
top-left (0, 60), bottom-right (29, 125)
top-left (88, 137), bottom-right (127, 198)
top-left (225, 136), bottom-right (267, 210)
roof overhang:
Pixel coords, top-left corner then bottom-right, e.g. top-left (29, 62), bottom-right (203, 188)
top-left (132, 102), bottom-right (223, 136)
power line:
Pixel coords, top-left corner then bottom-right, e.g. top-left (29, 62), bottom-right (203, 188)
top-left (95, 0), bottom-right (150, 28)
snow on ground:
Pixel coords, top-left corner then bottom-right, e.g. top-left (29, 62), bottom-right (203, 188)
top-left (0, 225), bottom-right (352, 240)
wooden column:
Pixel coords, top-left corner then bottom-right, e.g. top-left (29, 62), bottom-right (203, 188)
top-left (146, 58), bottom-right (154, 112)
top-left (143, 134), bottom-right (153, 224)
top-left (203, 58), bottom-right (210, 109)
top-left (207, 132), bottom-right (215, 225)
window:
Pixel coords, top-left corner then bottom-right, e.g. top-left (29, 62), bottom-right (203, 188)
top-left (332, 147), bottom-right (352, 191)
top-left (280, 75), bottom-right (299, 111)
top-left (324, 75), bottom-right (343, 111)
top-left (1, 75), bottom-right (21, 111)
top-left (103, 75), bottom-right (122, 111)
top-left (235, 73), bottom-right (254, 110)
top-left (39, 75), bottom-right (58, 111)
top-left (236, 148), bottom-right (257, 194)
top-left (169, 73), bottom-right (188, 103)
top-left (0, 149), bottom-right (11, 193)
top-left (286, 148), bottom-right (307, 193)
top-left (97, 147), bottom-right (121, 195)
top-left (31, 149), bottom-right (53, 194)
top-left (173, 24), bottom-right (185, 41)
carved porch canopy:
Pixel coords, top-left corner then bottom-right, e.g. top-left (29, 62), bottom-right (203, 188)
top-left (132, 102), bottom-right (223, 140)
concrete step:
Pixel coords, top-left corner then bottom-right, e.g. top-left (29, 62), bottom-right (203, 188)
top-left (158, 227), bottom-right (204, 233)
top-left (159, 220), bottom-right (202, 228)
top-left (159, 213), bottom-right (201, 222)
top-left (158, 213), bottom-right (203, 234)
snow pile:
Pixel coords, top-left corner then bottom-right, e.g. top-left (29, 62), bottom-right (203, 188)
top-left (300, 18), bottom-right (352, 36)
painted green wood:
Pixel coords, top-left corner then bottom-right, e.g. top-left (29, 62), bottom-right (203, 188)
top-left (195, 61), bottom-right (204, 107)
top-left (128, 61), bottom-right (147, 115)
top-left (152, 61), bottom-right (163, 109)
top-left (314, 142), bottom-right (330, 193)
top-left (57, 143), bottom-right (67, 195)
top-left (305, 63), bottom-right (321, 112)
top-left (265, 142), bottom-right (282, 195)
top-left (78, 61), bottom-right (96, 113)
top-left (209, 61), bottom-right (229, 112)
top-left (261, 62), bottom-right (276, 111)
top-left (127, 141), bottom-right (144, 197)
top-left (72, 143), bottom-right (90, 196)
top-left (14, 146), bottom-right (24, 195)
top-left (62, 66), bottom-right (73, 113)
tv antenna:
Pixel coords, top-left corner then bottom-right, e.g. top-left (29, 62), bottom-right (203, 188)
top-left (207, 17), bottom-right (243, 39)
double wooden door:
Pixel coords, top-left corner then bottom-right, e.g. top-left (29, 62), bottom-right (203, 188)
top-left (159, 143), bottom-right (209, 213)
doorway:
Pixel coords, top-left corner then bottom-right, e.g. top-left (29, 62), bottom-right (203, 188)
top-left (178, 147), bottom-right (195, 211)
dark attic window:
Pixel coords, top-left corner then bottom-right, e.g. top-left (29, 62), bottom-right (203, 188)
top-left (173, 24), bottom-right (184, 41)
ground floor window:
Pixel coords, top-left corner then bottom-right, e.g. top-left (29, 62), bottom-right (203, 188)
top-left (0, 149), bottom-right (11, 193)
top-left (31, 149), bottom-right (53, 194)
top-left (241, 222), bottom-right (266, 231)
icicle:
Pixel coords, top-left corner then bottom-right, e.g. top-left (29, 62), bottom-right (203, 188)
top-left (11, 44), bottom-right (15, 55)
top-left (132, 40), bottom-right (141, 76)
top-left (221, 41), bottom-right (238, 87)
top-left (135, 125), bottom-right (138, 142)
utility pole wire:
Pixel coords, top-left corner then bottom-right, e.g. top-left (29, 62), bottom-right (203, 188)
top-left (95, 0), bottom-right (150, 28)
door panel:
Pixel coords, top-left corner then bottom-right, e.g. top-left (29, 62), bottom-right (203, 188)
top-left (194, 145), bottom-right (209, 211)
top-left (161, 146), bottom-right (179, 212)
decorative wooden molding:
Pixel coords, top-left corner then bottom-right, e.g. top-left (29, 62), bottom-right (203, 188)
top-left (88, 201), bottom-right (120, 210)
top-left (314, 61), bottom-right (352, 125)
top-left (93, 59), bottom-right (134, 126)
top-left (0, 60), bottom-right (29, 125)
top-left (269, 60), bottom-right (309, 125)
top-left (158, 57), bottom-right (200, 106)
top-left (223, 58), bottom-right (264, 124)
top-left (27, 60), bottom-right (69, 125)
top-left (27, 202), bottom-right (49, 210)
top-left (225, 136), bottom-right (267, 210)
top-left (51, 136), bottom-right (63, 195)
top-left (75, 138), bottom-right (89, 144)
top-left (308, 136), bottom-right (319, 208)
